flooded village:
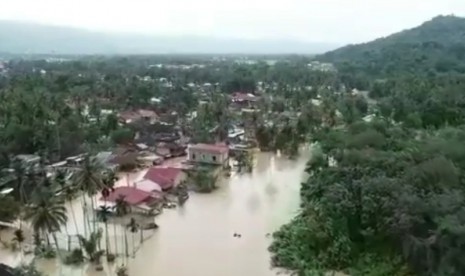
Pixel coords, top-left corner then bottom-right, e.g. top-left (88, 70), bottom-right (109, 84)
top-left (0, 56), bottom-right (332, 276)
top-left (2, 12), bottom-right (465, 276)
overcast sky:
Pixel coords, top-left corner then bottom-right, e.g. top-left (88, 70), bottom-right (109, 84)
top-left (0, 0), bottom-right (464, 44)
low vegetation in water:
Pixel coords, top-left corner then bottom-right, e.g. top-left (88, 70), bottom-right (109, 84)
top-left (189, 169), bottom-right (219, 193)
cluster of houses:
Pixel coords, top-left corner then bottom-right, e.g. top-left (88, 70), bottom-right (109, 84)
top-left (97, 142), bottom-right (230, 214)
top-left (8, 83), bottom-right (263, 215)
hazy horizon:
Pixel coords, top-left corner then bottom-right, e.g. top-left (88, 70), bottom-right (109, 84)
top-left (1, 0), bottom-right (465, 45)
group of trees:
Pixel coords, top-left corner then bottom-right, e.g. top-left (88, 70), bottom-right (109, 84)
top-left (269, 14), bottom-right (465, 276)
top-left (0, 156), bottom-right (139, 274)
top-left (271, 119), bottom-right (465, 275)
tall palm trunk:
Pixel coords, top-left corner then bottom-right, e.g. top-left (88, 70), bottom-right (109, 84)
top-left (103, 199), bottom-right (111, 255)
top-left (19, 181), bottom-right (27, 229)
top-left (124, 227), bottom-right (129, 259)
top-left (104, 220), bottom-right (110, 255)
top-left (113, 222), bottom-right (119, 258)
top-left (52, 233), bottom-right (62, 259)
top-left (52, 232), bottom-right (64, 276)
top-left (68, 201), bottom-right (80, 235)
top-left (90, 195), bottom-right (97, 232)
top-left (132, 232), bottom-right (135, 256)
top-left (80, 196), bottom-right (89, 237)
top-left (90, 196), bottom-right (101, 251)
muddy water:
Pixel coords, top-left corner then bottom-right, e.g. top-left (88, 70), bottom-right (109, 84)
top-left (2, 150), bottom-right (310, 276)
top-left (128, 151), bottom-right (309, 276)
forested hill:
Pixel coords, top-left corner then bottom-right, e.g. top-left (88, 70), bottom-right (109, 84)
top-left (316, 15), bottom-right (465, 78)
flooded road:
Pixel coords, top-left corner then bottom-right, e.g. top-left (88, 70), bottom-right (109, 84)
top-left (0, 150), bottom-right (310, 276)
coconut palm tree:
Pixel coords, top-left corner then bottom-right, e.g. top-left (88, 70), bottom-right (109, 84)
top-left (102, 170), bottom-right (119, 257)
top-left (13, 229), bottom-right (25, 256)
top-left (62, 185), bottom-right (80, 236)
top-left (126, 218), bottom-right (139, 256)
top-left (73, 156), bottom-right (105, 232)
top-left (52, 169), bottom-right (75, 238)
top-left (77, 229), bottom-right (104, 265)
top-left (114, 195), bottom-right (130, 259)
top-left (1, 160), bottom-right (31, 229)
top-left (25, 194), bottom-right (68, 258)
top-left (97, 205), bottom-right (112, 256)
top-left (114, 195), bottom-right (130, 216)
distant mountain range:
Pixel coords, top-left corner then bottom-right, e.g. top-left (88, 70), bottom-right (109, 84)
top-left (0, 21), bottom-right (340, 55)
top-left (316, 15), bottom-right (465, 76)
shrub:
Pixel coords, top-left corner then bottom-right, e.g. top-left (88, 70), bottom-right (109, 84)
top-left (64, 248), bottom-right (84, 265)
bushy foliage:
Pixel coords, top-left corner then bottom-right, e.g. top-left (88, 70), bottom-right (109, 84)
top-left (271, 121), bottom-right (465, 275)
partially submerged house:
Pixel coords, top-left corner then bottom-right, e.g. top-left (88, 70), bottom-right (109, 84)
top-left (95, 147), bottom-right (139, 171)
top-left (100, 186), bottom-right (162, 214)
top-left (187, 143), bottom-right (229, 167)
top-left (155, 142), bottom-right (187, 159)
top-left (111, 147), bottom-right (139, 169)
top-left (138, 167), bottom-right (185, 191)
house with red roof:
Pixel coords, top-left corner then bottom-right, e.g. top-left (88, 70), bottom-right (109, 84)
top-left (139, 167), bottom-right (185, 191)
top-left (100, 186), bottom-right (162, 213)
top-left (230, 92), bottom-right (259, 108)
top-left (187, 143), bottom-right (229, 167)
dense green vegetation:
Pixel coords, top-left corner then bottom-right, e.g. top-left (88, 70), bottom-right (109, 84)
top-left (270, 14), bottom-right (465, 276)
top-left (317, 15), bottom-right (465, 87)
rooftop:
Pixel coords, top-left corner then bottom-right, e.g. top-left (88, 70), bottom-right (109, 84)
top-left (143, 167), bottom-right (182, 190)
top-left (101, 186), bottom-right (160, 206)
top-left (231, 92), bottom-right (258, 102)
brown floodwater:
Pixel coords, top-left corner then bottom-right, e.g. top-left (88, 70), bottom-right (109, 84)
top-left (0, 150), bottom-right (310, 276)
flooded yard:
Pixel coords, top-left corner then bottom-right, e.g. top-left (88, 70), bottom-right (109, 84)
top-left (0, 150), bottom-right (310, 276)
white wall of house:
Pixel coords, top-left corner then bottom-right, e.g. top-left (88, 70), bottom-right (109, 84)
top-left (188, 149), bottom-right (228, 165)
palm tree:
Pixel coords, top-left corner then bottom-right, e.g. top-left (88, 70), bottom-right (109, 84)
top-left (77, 229), bottom-right (105, 265)
top-left (53, 169), bottom-right (76, 238)
top-left (13, 229), bottom-right (25, 256)
top-left (97, 205), bottom-right (112, 256)
top-left (114, 195), bottom-right (130, 216)
top-left (126, 218), bottom-right (139, 256)
top-left (102, 171), bottom-right (119, 257)
top-left (25, 195), bottom-right (68, 258)
top-left (62, 185), bottom-right (80, 236)
top-left (1, 160), bottom-right (30, 229)
top-left (73, 156), bottom-right (106, 232)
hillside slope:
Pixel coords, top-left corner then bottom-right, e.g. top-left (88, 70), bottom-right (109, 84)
top-left (317, 15), bottom-right (465, 77)
top-left (0, 21), bottom-right (338, 55)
